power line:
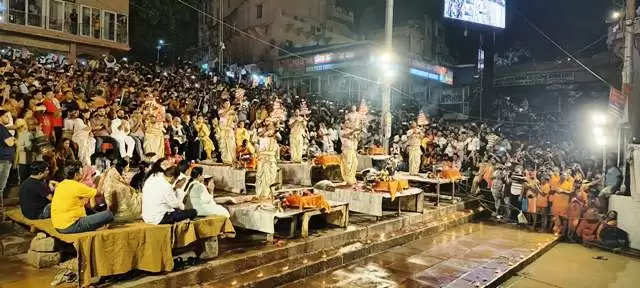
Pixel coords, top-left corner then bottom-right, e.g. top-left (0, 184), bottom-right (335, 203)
top-left (175, 0), bottom-right (580, 126)
top-left (174, 0), bottom-right (380, 86)
top-left (516, 10), bottom-right (615, 88)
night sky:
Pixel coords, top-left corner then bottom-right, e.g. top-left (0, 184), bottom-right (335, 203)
top-left (343, 0), bottom-right (615, 64)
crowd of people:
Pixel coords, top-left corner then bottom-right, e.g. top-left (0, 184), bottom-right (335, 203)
top-left (0, 47), bottom-right (629, 247)
top-left (393, 118), bottom-right (627, 245)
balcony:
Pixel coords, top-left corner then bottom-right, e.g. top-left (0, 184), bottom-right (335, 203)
top-left (607, 17), bottom-right (640, 58)
top-left (327, 5), bottom-right (353, 24)
top-left (0, 0), bottom-right (129, 51)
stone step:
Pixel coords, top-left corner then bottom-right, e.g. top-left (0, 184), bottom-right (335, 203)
top-left (200, 209), bottom-right (479, 288)
top-left (0, 234), bottom-right (32, 257)
top-left (111, 200), bottom-right (480, 288)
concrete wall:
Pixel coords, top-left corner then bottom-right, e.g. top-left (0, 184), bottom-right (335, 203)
top-left (222, 0), bottom-right (354, 67)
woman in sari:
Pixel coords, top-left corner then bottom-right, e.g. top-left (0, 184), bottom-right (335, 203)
top-left (288, 111), bottom-right (307, 163)
top-left (71, 110), bottom-right (95, 167)
top-left (143, 95), bottom-right (165, 162)
top-left (184, 167), bottom-right (230, 217)
top-left (340, 122), bottom-right (359, 185)
top-left (255, 122), bottom-right (279, 199)
top-left (97, 159), bottom-right (142, 222)
top-left (143, 115), bottom-right (165, 162)
top-left (217, 100), bottom-right (237, 164)
top-left (406, 122), bottom-right (423, 175)
top-left (195, 116), bottom-right (215, 160)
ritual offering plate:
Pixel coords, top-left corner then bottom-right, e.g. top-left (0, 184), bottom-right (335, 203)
top-left (313, 154), bottom-right (342, 166)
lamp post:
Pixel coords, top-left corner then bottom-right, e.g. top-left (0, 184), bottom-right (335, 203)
top-left (381, 0), bottom-right (394, 154)
top-left (156, 39), bottom-right (166, 63)
top-left (592, 112), bottom-right (608, 173)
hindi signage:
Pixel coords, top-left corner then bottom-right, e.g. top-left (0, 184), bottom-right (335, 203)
top-left (494, 71), bottom-right (575, 87)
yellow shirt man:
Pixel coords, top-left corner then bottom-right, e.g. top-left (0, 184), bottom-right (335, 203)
top-left (51, 180), bottom-right (97, 229)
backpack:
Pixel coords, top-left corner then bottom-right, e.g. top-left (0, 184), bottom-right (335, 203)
top-left (599, 225), bottom-right (629, 249)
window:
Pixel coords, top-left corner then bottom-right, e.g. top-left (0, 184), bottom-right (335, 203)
top-left (116, 14), bottom-right (128, 44)
top-left (256, 4), bottom-right (262, 19)
top-left (81, 6), bottom-right (91, 36)
top-left (8, 0), bottom-right (26, 25)
top-left (64, 3), bottom-right (78, 35)
top-left (91, 8), bottom-right (101, 39)
top-left (49, 0), bottom-right (64, 31)
top-left (27, 0), bottom-right (43, 27)
top-left (103, 11), bottom-right (115, 41)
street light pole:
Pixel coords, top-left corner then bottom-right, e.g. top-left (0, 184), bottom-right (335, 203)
top-left (381, 0), bottom-right (394, 153)
top-left (218, 0), bottom-right (224, 74)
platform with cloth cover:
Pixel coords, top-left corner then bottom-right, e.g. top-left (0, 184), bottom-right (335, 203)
top-left (395, 171), bottom-right (467, 206)
top-left (220, 198), bottom-right (348, 239)
top-left (4, 208), bottom-right (235, 287)
top-left (278, 161), bottom-right (313, 186)
top-left (314, 185), bottom-right (423, 218)
top-left (196, 162), bottom-right (246, 193)
top-left (310, 155), bottom-right (343, 184)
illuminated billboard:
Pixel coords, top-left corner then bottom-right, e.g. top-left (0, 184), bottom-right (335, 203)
top-left (444, 0), bottom-right (506, 29)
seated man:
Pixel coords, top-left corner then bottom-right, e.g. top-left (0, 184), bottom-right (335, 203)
top-left (237, 139), bottom-right (256, 169)
top-left (19, 161), bottom-right (53, 219)
top-left (51, 162), bottom-right (114, 234)
top-left (142, 162), bottom-right (196, 224)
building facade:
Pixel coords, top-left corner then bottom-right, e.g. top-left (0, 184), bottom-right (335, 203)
top-left (196, 0), bottom-right (355, 70)
top-left (0, 0), bottom-right (129, 61)
top-left (275, 41), bottom-right (454, 117)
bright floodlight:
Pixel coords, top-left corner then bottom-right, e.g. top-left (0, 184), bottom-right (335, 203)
top-left (612, 11), bottom-right (621, 19)
top-left (592, 127), bottom-right (604, 137)
top-left (592, 112), bottom-right (608, 125)
top-left (383, 68), bottom-right (396, 79)
top-left (158, 39), bottom-right (165, 45)
top-left (380, 51), bottom-right (393, 64)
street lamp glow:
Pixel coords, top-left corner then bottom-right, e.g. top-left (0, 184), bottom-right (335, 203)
top-left (383, 68), bottom-right (396, 79)
top-left (612, 11), bottom-right (621, 20)
top-left (158, 39), bottom-right (165, 45)
top-left (591, 112), bottom-right (608, 125)
top-left (592, 126), bottom-right (604, 137)
top-left (379, 51), bottom-right (393, 64)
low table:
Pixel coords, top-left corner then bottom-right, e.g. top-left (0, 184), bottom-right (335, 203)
top-left (315, 186), bottom-right (423, 219)
top-left (224, 200), bottom-right (348, 239)
top-left (395, 172), bottom-right (466, 206)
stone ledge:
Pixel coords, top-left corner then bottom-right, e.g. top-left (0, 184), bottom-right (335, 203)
top-left (113, 199), bottom-right (480, 288)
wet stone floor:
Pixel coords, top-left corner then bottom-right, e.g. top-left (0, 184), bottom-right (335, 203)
top-left (283, 223), bottom-right (557, 288)
top-left (503, 242), bottom-right (640, 288)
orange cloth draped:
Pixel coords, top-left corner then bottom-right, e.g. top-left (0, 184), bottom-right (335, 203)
top-left (285, 194), bottom-right (331, 211)
top-left (373, 179), bottom-right (409, 201)
top-left (314, 154), bottom-right (342, 166)
top-left (550, 193), bottom-right (570, 217)
top-left (482, 166), bottom-right (494, 187)
top-left (367, 147), bottom-right (385, 155)
top-left (536, 183), bottom-right (550, 208)
top-left (441, 168), bottom-right (462, 181)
